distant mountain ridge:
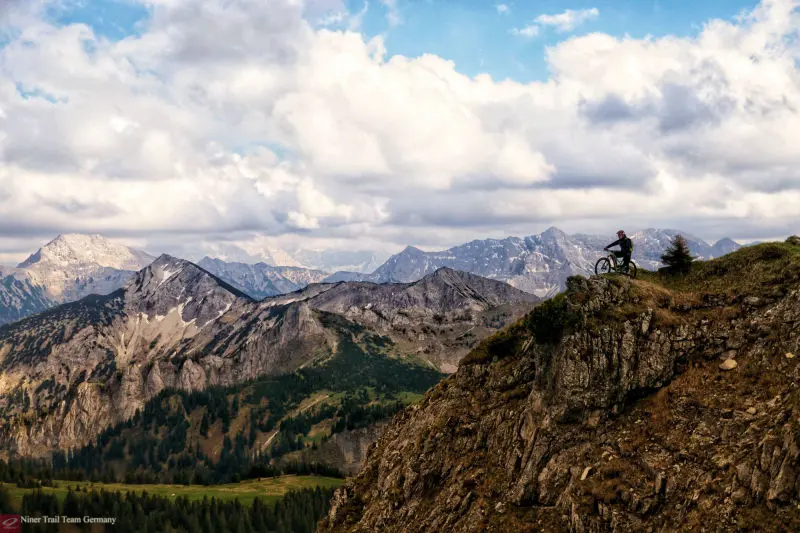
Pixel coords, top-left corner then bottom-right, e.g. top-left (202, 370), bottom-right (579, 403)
top-left (323, 227), bottom-right (743, 297)
top-left (197, 257), bottom-right (329, 300)
top-left (0, 228), bottom-right (741, 326)
top-left (288, 249), bottom-right (387, 274)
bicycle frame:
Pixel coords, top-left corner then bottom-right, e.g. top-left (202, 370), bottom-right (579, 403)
top-left (608, 254), bottom-right (635, 272)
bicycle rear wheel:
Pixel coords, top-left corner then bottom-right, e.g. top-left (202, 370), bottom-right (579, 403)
top-left (595, 257), bottom-right (612, 275)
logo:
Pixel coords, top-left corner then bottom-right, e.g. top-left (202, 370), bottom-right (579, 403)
top-left (0, 516), bottom-right (20, 533)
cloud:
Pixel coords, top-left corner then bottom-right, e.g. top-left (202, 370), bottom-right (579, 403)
top-left (316, 11), bottom-right (347, 27)
top-left (0, 0), bottom-right (799, 264)
top-left (510, 25), bottom-right (539, 38)
top-left (496, 4), bottom-right (510, 15)
top-left (535, 7), bottom-right (599, 32)
top-left (380, 0), bottom-right (401, 26)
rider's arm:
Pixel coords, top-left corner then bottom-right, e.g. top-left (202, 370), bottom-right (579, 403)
top-left (605, 239), bottom-right (620, 250)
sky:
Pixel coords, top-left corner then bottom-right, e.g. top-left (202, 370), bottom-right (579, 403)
top-left (0, 0), bottom-right (798, 264)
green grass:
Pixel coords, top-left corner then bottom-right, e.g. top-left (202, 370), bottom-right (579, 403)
top-left (393, 391), bottom-right (425, 405)
top-left (637, 241), bottom-right (800, 296)
top-left (1, 475), bottom-right (343, 511)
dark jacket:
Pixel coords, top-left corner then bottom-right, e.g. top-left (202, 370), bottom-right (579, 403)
top-left (607, 236), bottom-right (633, 254)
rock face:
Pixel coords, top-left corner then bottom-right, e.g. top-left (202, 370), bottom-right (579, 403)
top-left (197, 257), bottom-right (328, 299)
top-left (321, 243), bottom-right (800, 532)
top-left (324, 227), bottom-right (741, 298)
top-left (0, 259), bottom-right (536, 457)
top-left (16, 233), bottom-right (154, 303)
top-left (280, 421), bottom-right (391, 477)
top-left (273, 268), bottom-right (539, 372)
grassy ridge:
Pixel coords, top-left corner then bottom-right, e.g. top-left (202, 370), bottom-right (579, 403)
top-left (638, 241), bottom-right (800, 295)
top-left (1, 475), bottom-right (343, 512)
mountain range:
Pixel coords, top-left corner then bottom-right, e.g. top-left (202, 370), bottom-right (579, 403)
top-left (197, 257), bottom-right (329, 300)
top-left (194, 243), bottom-right (387, 274)
top-left (323, 228), bottom-right (742, 297)
top-left (0, 228), bottom-right (741, 327)
top-left (0, 255), bottom-right (536, 457)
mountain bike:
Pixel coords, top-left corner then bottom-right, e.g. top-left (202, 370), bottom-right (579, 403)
top-left (594, 253), bottom-right (638, 278)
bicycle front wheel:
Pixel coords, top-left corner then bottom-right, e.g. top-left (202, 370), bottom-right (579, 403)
top-left (628, 262), bottom-right (638, 279)
top-left (595, 257), bottom-right (612, 275)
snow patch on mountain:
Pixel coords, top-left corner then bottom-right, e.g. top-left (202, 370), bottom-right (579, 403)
top-left (159, 268), bottom-right (179, 287)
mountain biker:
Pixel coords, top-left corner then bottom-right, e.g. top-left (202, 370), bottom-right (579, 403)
top-left (604, 230), bottom-right (633, 273)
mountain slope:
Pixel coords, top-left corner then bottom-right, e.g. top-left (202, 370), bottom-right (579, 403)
top-left (274, 268), bottom-right (538, 372)
top-left (0, 270), bottom-right (54, 326)
top-left (197, 257), bottom-right (328, 299)
top-left (0, 260), bottom-right (536, 457)
top-left (0, 254), bottom-right (252, 456)
top-left (321, 240), bottom-right (800, 532)
top-left (17, 233), bottom-right (155, 303)
top-left (324, 228), bottom-right (741, 298)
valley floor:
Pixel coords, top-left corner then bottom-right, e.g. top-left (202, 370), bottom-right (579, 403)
top-left (1, 475), bottom-right (343, 511)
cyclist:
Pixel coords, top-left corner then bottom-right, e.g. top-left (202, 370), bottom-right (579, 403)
top-left (604, 230), bottom-right (633, 273)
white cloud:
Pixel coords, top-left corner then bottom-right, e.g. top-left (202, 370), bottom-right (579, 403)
top-left (381, 0), bottom-right (401, 26)
top-left (0, 0), bottom-right (799, 264)
top-left (535, 7), bottom-right (599, 32)
top-left (316, 10), bottom-right (347, 27)
top-left (510, 25), bottom-right (539, 38)
top-left (496, 4), bottom-right (510, 15)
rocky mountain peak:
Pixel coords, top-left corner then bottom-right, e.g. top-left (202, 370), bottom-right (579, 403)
top-left (399, 245), bottom-right (425, 256)
top-left (124, 254), bottom-right (251, 327)
top-left (712, 237), bottom-right (740, 256)
top-left (18, 233), bottom-right (153, 270)
top-left (541, 226), bottom-right (568, 239)
top-left (422, 267), bottom-right (495, 288)
top-left (12, 233), bottom-right (156, 304)
top-left (197, 256), bottom-right (328, 300)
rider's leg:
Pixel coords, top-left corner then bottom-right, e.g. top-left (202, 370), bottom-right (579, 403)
top-left (613, 251), bottom-right (624, 267)
top-left (622, 252), bottom-right (631, 273)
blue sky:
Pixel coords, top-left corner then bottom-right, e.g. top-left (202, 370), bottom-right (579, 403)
top-left (353, 0), bottom-right (760, 81)
top-left (50, 0), bottom-right (760, 82)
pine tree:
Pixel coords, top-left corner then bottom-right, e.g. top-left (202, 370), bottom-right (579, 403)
top-left (661, 234), bottom-right (695, 274)
top-left (0, 486), bottom-right (10, 512)
top-left (200, 414), bottom-right (209, 437)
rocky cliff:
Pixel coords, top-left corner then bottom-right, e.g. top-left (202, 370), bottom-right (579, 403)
top-left (321, 240), bottom-right (800, 532)
top-left (280, 421), bottom-right (391, 477)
